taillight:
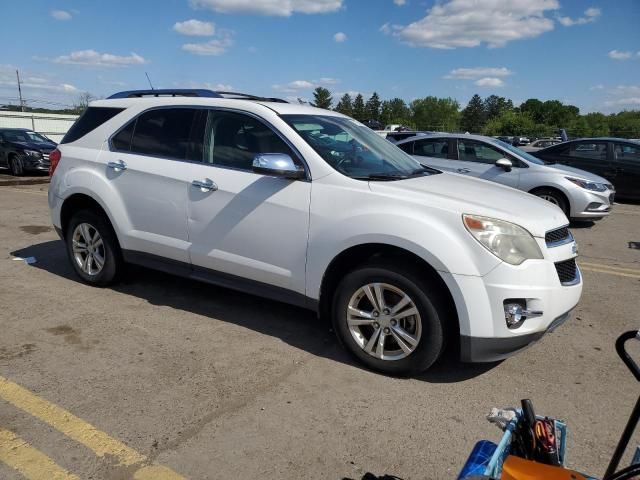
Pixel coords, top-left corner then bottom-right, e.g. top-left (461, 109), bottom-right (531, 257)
top-left (48, 148), bottom-right (61, 176)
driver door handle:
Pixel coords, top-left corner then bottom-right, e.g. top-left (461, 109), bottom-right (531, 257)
top-left (191, 179), bottom-right (218, 192)
top-left (457, 168), bottom-right (471, 174)
top-left (107, 160), bottom-right (127, 172)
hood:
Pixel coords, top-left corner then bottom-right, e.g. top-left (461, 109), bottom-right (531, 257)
top-left (542, 163), bottom-right (610, 184)
top-left (10, 141), bottom-right (56, 152)
top-left (369, 172), bottom-right (567, 238)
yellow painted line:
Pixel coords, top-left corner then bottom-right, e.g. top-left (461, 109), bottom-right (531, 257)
top-left (0, 428), bottom-right (79, 480)
top-left (0, 375), bottom-right (185, 479)
top-left (580, 262), bottom-right (640, 274)
top-left (580, 266), bottom-right (640, 279)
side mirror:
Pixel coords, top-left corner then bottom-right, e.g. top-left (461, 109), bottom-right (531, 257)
top-left (495, 158), bottom-right (513, 172)
top-left (252, 153), bottom-right (305, 179)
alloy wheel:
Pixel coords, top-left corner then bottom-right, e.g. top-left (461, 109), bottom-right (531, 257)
top-left (72, 223), bottom-right (105, 276)
top-left (539, 194), bottom-right (560, 206)
top-left (346, 282), bottom-right (422, 361)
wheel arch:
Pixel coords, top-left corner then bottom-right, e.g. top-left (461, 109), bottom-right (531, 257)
top-left (60, 193), bottom-right (118, 243)
top-left (528, 185), bottom-right (571, 213)
top-left (318, 243), bottom-right (460, 347)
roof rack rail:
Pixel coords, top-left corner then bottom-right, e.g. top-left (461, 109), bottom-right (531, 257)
top-left (107, 89), bottom-right (222, 99)
top-left (215, 91), bottom-right (289, 103)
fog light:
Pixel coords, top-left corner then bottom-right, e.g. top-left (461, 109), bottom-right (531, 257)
top-left (504, 303), bottom-right (525, 328)
top-left (586, 202), bottom-right (604, 211)
top-left (504, 301), bottom-right (544, 329)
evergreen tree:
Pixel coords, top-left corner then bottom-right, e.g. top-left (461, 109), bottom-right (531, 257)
top-left (365, 92), bottom-right (381, 121)
top-left (483, 95), bottom-right (514, 121)
top-left (352, 94), bottom-right (366, 121)
top-left (335, 93), bottom-right (353, 116)
top-left (312, 87), bottom-right (333, 109)
top-left (460, 94), bottom-right (486, 133)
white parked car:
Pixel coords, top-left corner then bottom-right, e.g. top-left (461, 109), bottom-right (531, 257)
top-left (396, 133), bottom-right (614, 221)
top-left (48, 89), bottom-right (582, 375)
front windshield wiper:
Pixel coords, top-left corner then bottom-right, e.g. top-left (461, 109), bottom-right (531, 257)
top-left (351, 172), bottom-right (410, 181)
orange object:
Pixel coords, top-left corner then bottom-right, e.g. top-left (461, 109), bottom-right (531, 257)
top-left (502, 455), bottom-right (588, 480)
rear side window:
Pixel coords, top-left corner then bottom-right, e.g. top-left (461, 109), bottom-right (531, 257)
top-left (570, 141), bottom-right (607, 160)
top-left (61, 107), bottom-right (124, 144)
top-left (397, 141), bottom-right (413, 154)
top-left (414, 138), bottom-right (449, 158)
top-left (129, 108), bottom-right (199, 160)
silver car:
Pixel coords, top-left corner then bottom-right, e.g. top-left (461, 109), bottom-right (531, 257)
top-left (396, 133), bottom-right (615, 220)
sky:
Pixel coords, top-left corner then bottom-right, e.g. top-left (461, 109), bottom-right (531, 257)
top-left (0, 0), bottom-right (638, 113)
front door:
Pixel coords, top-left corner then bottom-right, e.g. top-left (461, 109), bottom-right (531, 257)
top-left (455, 138), bottom-right (520, 188)
top-left (613, 142), bottom-right (640, 199)
top-left (186, 109), bottom-right (311, 294)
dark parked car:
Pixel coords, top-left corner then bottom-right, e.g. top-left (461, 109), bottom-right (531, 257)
top-left (533, 138), bottom-right (640, 200)
top-left (0, 128), bottom-right (57, 175)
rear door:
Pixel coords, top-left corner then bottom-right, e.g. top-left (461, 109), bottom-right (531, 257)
top-left (408, 137), bottom-right (457, 171)
top-left (454, 138), bottom-right (520, 188)
top-left (99, 107), bottom-right (202, 263)
top-left (613, 142), bottom-right (640, 199)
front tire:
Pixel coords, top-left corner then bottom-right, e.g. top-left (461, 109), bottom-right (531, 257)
top-left (65, 210), bottom-right (122, 286)
top-left (533, 188), bottom-right (569, 216)
top-left (332, 261), bottom-right (446, 376)
top-left (9, 156), bottom-right (24, 176)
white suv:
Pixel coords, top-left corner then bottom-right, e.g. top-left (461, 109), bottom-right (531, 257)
top-left (48, 89), bottom-right (582, 375)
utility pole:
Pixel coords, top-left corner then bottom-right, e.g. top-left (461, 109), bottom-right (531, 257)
top-left (16, 69), bottom-right (25, 112)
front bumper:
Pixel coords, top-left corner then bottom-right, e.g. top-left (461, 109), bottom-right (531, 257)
top-left (20, 153), bottom-right (50, 172)
top-left (440, 239), bottom-right (582, 363)
top-left (460, 309), bottom-right (573, 362)
top-left (569, 187), bottom-right (614, 220)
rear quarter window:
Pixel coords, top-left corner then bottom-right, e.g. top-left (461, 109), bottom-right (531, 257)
top-left (61, 107), bottom-right (124, 144)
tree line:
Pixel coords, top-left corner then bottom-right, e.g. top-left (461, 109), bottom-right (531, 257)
top-left (311, 87), bottom-right (640, 139)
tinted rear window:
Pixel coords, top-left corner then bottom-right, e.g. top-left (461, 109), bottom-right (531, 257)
top-left (130, 108), bottom-right (198, 160)
top-left (61, 107), bottom-right (124, 144)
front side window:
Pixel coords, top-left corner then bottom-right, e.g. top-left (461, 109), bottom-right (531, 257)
top-left (570, 141), bottom-right (607, 160)
top-left (457, 139), bottom-right (505, 164)
top-left (614, 143), bottom-right (640, 163)
top-left (413, 138), bottom-right (450, 159)
top-left (203, 110), bottom-right (297, 170)
top-left (283, 114), bottom-right (435, 180)
top-left (129, 108), bottom-right (199, 160)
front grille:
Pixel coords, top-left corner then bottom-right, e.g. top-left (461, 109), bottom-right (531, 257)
top-left (42, 153), bottom-right (50, 161)
top-left (545, 226), bottom-right (570, 246)
top-left (555, 258), bottom-right (578, 285)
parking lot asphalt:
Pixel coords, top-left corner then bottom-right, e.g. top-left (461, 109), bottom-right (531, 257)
top-left (0, 184), bottom-right (639, 480)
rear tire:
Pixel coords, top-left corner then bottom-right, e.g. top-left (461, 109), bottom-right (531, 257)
top-left (533, 188), bottom-right (569, 216)
top-left (65, 210), bottom-right (122, 286)
top-left (9, 156), bottom-right (24, 176)
top-left (332, 260), bottom-right (446, 376)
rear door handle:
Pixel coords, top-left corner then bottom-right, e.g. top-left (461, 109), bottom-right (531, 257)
top-left (457, 168), bottom-right (471, 174)
top-left (191, 179), bottom-right (218, 192)
top-left (107, 160), bottom-right (127, 172)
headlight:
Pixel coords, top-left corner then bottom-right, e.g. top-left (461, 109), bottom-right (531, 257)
top-left (23, 150), bottom-right (42, 157)
top-left (463, 214), bottom-right (543, 265)
top-left (565, 176), bottom-right (607, 192)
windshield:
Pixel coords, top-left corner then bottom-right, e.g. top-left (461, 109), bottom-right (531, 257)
top-left (3, 130), bottom-right (51, 144)
top-left (282, 114), bottom-right (437, 180)
top-left (495, 139), bottom-right (545, 165)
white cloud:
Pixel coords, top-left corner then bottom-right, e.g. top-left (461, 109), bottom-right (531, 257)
top-left (598, 85), bottom-right (640, 110)
top-left (445, 67), bottom-right (513, 79)
top-left (557, 7), bottom-right (601, 26)
top-left (0, 64), bottom-right (77, 105)
top-left (394, 0), bottom-right (559, 49)
top-left (608, 49), bottom-right (634, 60)
top-left (52, 50), bottom-right (147, 67)
top-left (609, 85), bottom-right (640, 96)
top-left (51, 10), bottom-right (72, 20)
top-left (272, 78), bottom-right (340, 93)
top-left (590, 84), bottom-right (604, 90)
top-left (173, 19), bottom-right (215, 36)
top-left (182, 31), bottom-right (234, 55)
top-left (178, 81), bottom-right (234, 91)
top-left (334, 32), bottom-right (347, 42)
top-left (393, 0), bottom-right (406, 5)
top-left (604, 97), bottom-right (640, 108)
top-left (475, 77), bottom-right (505, 87)
top-left (190, 0), bottom-right (343, 16)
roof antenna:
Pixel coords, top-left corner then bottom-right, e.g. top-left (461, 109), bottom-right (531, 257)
top-left (145, 72), bottom-right (154, 90)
